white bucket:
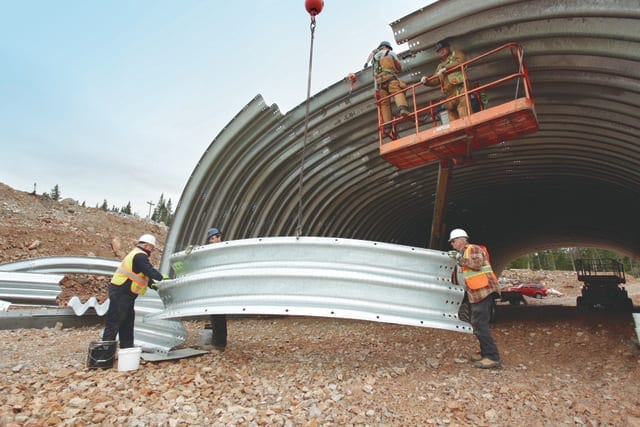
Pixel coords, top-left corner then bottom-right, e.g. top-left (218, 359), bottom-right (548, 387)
top-left (199, 329), bottom-right (213, 346)
top-left (117, 347), bottom-right (142, 371)
top-left (633, 313), bottom-right (640, 344)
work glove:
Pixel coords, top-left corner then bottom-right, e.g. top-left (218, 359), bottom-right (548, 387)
top-left (420, 76), bottom-right (428, 84)
top-left (363, 62), bottom-right (368, 69)
top-left (448, 250), bottom-right (462, 261)
top-left (149, 282), bottom-right (159, 291)
top-left (436, 67), bottom-right (446, 77)
top-left (162, 274), bottom-right (170, 280)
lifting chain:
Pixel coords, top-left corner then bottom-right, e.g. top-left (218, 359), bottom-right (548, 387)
top-left (295, 16), bottom-right (317, 238)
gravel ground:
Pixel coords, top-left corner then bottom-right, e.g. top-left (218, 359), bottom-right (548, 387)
top-left (2, 184), bottom-right (640, 426)
top-left (2, 307), bottom-right (640, 426)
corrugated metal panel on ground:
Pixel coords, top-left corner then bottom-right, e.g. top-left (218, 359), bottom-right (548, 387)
top-left (0, 256), bottom-right (120, 275)
top-left (0, 256), bottom-right (186, 353)
top-left (0, 271), bottom-right (64, 306)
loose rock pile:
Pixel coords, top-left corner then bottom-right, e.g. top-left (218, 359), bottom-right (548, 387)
top-left (1, 312), bottom-right (640, 425)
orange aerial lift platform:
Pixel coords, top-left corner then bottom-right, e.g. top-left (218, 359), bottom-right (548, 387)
top-left (377, 42), bottom-right (538, 169)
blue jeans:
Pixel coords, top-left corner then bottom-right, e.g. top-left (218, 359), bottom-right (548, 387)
top-left (470, 295), bottom-right (500, 361)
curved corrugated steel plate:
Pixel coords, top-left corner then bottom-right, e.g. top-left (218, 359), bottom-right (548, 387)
top-left (0, 256), bottom-right (185, 353)
top-left (0, 256), bottom-right (120, 275)
top-left (161, 0), bottom-right (640, 275)
top-left (150, 237), bottom-right (471, 333)
top-left (0, 272), bottom-right (64, 306)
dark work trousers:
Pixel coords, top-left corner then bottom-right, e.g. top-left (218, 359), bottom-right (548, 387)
top-left (210, 315), bottom-right (228, 347)
top-left (103, 283), bottom-right (137, 348)
top-left (470, 296), bottom-right (500, 361)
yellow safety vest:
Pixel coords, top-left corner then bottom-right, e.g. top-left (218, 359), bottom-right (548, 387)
top-left (461, 245), bottom-right (496, 290)
top-left (440, 50), bottom-right (464, 85)
top-left (111, 247), bottom-right (150, 296)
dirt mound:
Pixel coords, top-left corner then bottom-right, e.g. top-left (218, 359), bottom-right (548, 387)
top-left (0, 182), bottom-right (167, 304)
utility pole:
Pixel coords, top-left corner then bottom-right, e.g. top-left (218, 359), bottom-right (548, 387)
top-left (146, 201), bottom-right (155, 220)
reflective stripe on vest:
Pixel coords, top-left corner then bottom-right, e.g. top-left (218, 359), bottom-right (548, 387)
top-left (444, 50), bottom-right (464, 85)
top-left (111, 247), bottom-right (149, 295)
top-left (461, 245), bottom-right (495, 290)
top-left (374, 50), bottom-right (396, 74)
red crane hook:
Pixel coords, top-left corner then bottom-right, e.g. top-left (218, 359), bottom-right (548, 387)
top-left (305, 0), bottom-right (324, 17)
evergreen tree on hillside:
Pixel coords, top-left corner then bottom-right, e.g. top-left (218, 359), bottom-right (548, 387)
top-left (151, 193), bottom-right (174, 225)
top-left (50, 185), bottom-right (60, 201)
top-left (506, 247), bottom-right (638, 276)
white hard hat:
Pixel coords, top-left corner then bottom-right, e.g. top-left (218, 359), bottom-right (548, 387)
top-left (448, 228), bottom-right (469, 242)
top-left (138, 234), bottom-right (157, 246)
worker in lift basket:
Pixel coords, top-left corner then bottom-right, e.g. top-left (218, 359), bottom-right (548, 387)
top-left (421, 39), bottom-right (469, 121)
top-left (365, 41), bottom-right (410, 134)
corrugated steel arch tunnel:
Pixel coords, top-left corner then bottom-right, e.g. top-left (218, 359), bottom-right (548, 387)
top-left (162, 0), bottom-right (640, 274)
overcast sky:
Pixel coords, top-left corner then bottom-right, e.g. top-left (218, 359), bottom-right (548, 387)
top-left (1, 1), bottom-right (433, 216)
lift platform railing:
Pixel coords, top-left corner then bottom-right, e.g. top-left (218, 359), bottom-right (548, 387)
top-left (576, 258), bottom-right (626, 284)
top-left (376, 42), bottom-right (535, 147)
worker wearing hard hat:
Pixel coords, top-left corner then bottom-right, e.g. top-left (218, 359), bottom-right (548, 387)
top-left (365, 41), bottom-right (410, 134)
top-left (421, 39), bottom-right (469, 120)
top-left (448, 228), bottom-right (501, 369)
top-left (103, 234), bottom-right (166, 349)
top-left (203, 227), bottom-right (228, 351)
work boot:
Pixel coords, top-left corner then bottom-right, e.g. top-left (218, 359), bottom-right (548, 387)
top-left (469, 353), bottom-right (483, 362)
top-left (383, 125), bottom-right (397, 140)
top-left (398, 106), bottom-right (410, 117)
top-left (211, 339), bottom-right (226, 352)
top-left (473, 357), bottom-right (501, 369)
top-left (202, 344), bottom-right (225, 352)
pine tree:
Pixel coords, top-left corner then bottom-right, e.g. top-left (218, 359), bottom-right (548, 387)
top-left (50, 185), bottom-right (61, 201)
top-left (151, 193), bottom-right (174, 225)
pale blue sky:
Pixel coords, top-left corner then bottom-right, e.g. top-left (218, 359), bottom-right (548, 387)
top-left (1, 1), bottom-right (432, 216)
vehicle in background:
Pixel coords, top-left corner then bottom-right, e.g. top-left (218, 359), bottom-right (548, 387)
top-left (505, 283), bottom-right (548, 299)
top-left (576, 258), bottom-right (633, 311)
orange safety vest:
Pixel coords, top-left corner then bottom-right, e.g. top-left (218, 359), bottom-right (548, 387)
top-left (111, 247), bottom-right (150, 296)
top-left (461, 244), bottom-right (497, 290)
